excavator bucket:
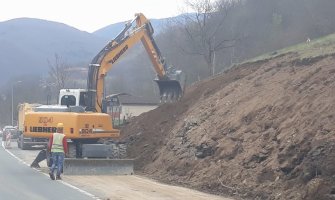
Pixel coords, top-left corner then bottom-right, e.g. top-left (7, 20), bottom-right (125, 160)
top-left (63, 158), bottom-right (134, 175)
top-left (155, 80), bottom-right (183, 103)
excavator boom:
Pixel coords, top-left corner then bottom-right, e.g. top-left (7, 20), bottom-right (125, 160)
top-left (86, 13), bottom-right (183, 112)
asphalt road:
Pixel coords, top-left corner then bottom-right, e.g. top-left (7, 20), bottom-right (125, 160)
top-left (7, 143), bottom-right (232, 200)
top-left (0, 143), bottom-right (94, 200)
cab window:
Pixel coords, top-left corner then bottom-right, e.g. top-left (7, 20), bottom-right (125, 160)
top-left (61, 95), bottom-right (76, 106)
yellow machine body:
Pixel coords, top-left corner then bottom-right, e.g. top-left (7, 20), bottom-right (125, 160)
top-left (23, 112), bottom-right (120, 139)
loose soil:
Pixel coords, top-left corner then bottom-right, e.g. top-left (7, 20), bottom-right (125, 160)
top-left (121, 51), bottom-right (335, 200)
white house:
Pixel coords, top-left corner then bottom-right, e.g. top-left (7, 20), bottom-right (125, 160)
top-left (118, 95), bottom-right (158, 120)
top-left (105, 94), bottom-right (158, 126)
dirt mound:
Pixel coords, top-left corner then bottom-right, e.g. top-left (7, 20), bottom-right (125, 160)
top-left (121, 52), bottom-right (335, 200)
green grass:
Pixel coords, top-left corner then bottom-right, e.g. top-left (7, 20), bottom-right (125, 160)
top-left (247, 33), bottom-right (335, 63)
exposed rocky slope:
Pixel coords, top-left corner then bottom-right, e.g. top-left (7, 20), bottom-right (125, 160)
top-left (121, 37), bottom-right (335, 200)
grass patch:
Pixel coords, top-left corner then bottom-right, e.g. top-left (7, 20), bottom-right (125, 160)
top-left (246, 33), bottom-right (335, 63)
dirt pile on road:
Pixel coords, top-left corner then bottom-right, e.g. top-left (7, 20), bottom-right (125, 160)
top-left (121, 51), bottom-right (335, 200)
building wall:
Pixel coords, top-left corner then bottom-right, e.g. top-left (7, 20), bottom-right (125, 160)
top-left (121, 105), bottom-right (158, 119)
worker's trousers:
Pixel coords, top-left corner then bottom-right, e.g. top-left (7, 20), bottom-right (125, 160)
top-left (50, 152), bottom-right (64, 176)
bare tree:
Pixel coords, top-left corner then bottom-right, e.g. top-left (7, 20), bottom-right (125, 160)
top-left (48, 54), bottom-right (70, 91)
top-left (175, 0), bottom-right (236, 76)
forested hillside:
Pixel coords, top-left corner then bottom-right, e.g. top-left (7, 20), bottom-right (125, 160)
top-left (1, 0), bottom-right (335, 127)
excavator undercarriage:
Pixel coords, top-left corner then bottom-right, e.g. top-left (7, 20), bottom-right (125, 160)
top-left (63, 141), bottom-right (133, 175)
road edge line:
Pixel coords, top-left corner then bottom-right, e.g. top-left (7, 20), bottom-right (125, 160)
top-left (1, 141), bottom-right (101, 200)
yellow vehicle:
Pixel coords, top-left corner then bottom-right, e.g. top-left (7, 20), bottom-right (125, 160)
top-left (22, 13), bottom-right (183, 175)
top-left (23, 108), bottom-right (119, 140)
top-left (17, 103), bottom-right (45, 149)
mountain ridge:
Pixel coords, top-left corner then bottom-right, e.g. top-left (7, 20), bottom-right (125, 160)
top-left (0, 16), bottom-right (171, 85)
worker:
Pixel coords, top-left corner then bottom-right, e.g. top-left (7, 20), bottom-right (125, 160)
top-left (48, 123), bottom-right (68, 180)
top-left (5, 130), bottom-right (12, 149)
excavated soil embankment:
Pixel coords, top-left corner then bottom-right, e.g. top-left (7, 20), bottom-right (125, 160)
top-left (121, 52), bottom-right (335, 200)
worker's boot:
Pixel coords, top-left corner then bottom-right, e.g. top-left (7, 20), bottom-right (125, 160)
top-left (30, 162), bottom-right (41, 168)
top-left (32, 150), bottom-right (46, 168)
top-left (56, 175), bottom-right (62, 180)
top-left (49, 172), bottom-right (55, 180)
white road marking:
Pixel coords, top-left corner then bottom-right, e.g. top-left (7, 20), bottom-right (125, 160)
top-left (1, 141), bottom-right (101, 200)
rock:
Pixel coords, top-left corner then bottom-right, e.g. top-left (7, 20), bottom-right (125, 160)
top-left (195, 143), bottom-right (214, 158)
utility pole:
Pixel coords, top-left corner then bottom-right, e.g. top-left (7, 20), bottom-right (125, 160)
top-left (11, 81), bottom-right (22, 126)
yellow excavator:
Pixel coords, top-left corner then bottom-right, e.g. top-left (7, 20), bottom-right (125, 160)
top-left (86, 13), bottom-right (183, 112)
top-left (22, 13), bottom-right (183, 175)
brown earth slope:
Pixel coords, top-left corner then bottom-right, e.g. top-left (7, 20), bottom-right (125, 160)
top-left (121, 42), bottom-right (335, 199)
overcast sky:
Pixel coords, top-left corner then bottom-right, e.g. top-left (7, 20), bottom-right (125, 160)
top-left (0, 0), bottom-right (186, 32)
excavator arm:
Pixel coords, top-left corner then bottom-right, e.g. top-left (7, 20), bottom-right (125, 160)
top-left (86, 13), bottom-right (183, 112)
